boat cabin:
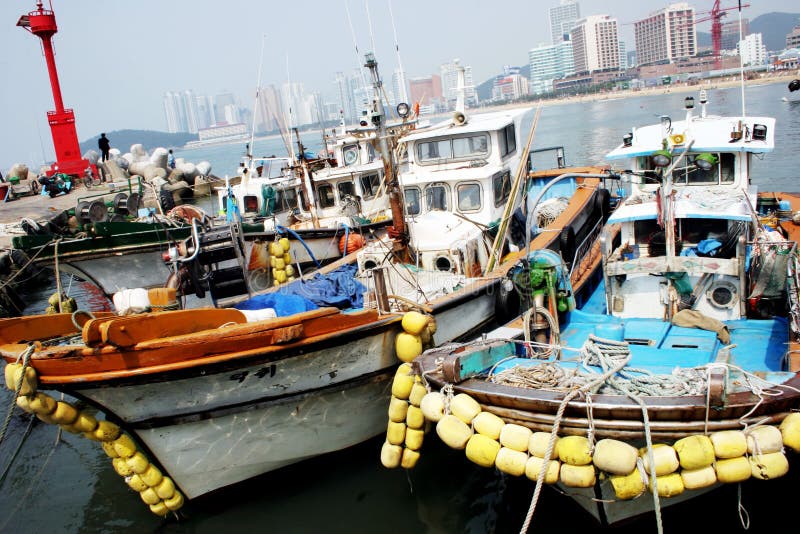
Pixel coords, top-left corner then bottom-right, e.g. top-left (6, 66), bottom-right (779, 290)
top-left (601, 92), bottom-right (778, 322)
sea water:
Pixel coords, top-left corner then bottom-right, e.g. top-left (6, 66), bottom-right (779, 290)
top-left (1, 83), bottom-right (799, 533)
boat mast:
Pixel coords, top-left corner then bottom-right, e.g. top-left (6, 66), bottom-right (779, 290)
top-left (249, 34), bottom-right (267, 165)
top-left (364, 52), bottom-right (407, 260)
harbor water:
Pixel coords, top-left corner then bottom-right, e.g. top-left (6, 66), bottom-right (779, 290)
top-left (1, 84), bottom-right (800, 533)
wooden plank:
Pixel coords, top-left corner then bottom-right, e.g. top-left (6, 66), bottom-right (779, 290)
top-left (442, 342), bottom-right (517, 383)
top-left (100, 309), bottom-right (247, 348)
top-left (0, 312), bottom-right (114, 344)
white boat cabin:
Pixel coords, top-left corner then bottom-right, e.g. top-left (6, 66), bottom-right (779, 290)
top-left (389, 107), bottom-right (531, 275)
top-left (601, 92), bottom-right (777, 321)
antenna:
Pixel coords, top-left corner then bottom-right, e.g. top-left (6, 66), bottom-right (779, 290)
top-left (388, 0), bottom-right (408, 103)
top-left (737, 0), bottom-right (746, 117)
top-left (344, 0), bottom-right (370, 99)
top-left (364, 0), bottom-right (377, 59)
top-left (285, 53), bottom-right (295, 161)
top-left (249, 34), bottom-right (267, 160)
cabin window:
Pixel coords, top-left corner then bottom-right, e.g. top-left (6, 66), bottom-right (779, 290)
top-left (416, 133), bottom-right (490, 164)
top-left (343, 145), bottom-right (359, 166)
top-left (493, 171), bottom-right (511, 207)
top-left (317, 184), bottom-right (336, 208)
top-left (298, 190), bottom-right (307, 211)
top-left (360, 172), bottom-right (382, 199)
top-left (457, 183), bottom-right (482, 212)
top-left (260, 159), bottom-right (287, 179)
top-left (366, 144), bottom-right (377, 163)
top-left (425, 184), bottom-right (449, 211)
top-left (337, 181), bottom-right (356, 200)
top-left (500, 124), bottom-right (516, 157)
top-left (276, 188), bottom-right (298, 210)
top-left (244, 196), bottom-right (259, 213)
top-left (404, 187), bottom-right (421, 215)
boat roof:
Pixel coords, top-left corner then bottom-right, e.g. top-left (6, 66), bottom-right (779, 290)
top-left (606, 115), bottom-right (775, 160)
top-left (608, 186), bottom-right (756, 224)
top-left (401, 107), bottom-right (531, 144)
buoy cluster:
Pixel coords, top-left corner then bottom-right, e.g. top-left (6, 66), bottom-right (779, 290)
top-left (398, 384), bottom-right (800, 500)
top-left (379, 363), bottom-right (430, 469)
top-left (269, 237), bottom-right (296, 286)
top-left (4, 362), bottom-right (184, 516)
top-left (394, 311), bottom-right (436, 363)
top-left (45, 292), bottom-right (76, 315)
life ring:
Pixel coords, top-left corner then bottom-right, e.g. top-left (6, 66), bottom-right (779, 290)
top-left (594, 188), bottom-right (611, 217)
top-left (559, 226), bottom-right (576, 265)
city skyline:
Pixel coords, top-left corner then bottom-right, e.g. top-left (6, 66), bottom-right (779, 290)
top-left (0, 0), bottom-right (791, 169)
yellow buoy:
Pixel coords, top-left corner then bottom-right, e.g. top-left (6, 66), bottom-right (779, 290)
top-left (525, 455), bottom-right (560, 484)
top-left (283, 252), bottom-right (292, 264)
top-left (140, 464), bottom-right (163, 487)
top-left (529, 432), bottom-right (560, 459)
top-left (140, 487), bottom-right (161, 505)
top-left (450, 393), bottom-right (481, 425)
top-left (127, 451), bottom-right (150, 474)
top-left (155, 477), bottom-right (176, 500)
top-left (408, 382), bottom-right (427, 407)
top-left (92, 420), bottom-right (122, 442)
top-left (680, 465), bottom-right (717, 490)
top-left (780, 412), bottom-right (800, 452)
top-left (406, 405), bottom-right (425, 430)
top-left (5, 364), bottom-right (37, 396)
top-left (65, 412), bottom-right (98, 434)
top-left (391, 372), bottom-right (415, 400)
top-left (386, 421), bottom-right (407, 446)
top-left (28, 392), bottom-right (56, 415)
top-left (149, 501), bottom-right (170, 517)
top-left (651, 472), bottom-right (684, 498)
top-left (405, 427), bottom-right (425, 450)
top-left (673, 434), bottom-right (715, 470)
top-left (395, 332), bottom-right (423, 363)
top-left (495, 447), bottom-right (528, 476)
top-left (126, 473), bottom-right (149, 492)
top-left (610, 468), bottom-right (646, 500)
top-left (715, 456), bottom-right (752, 483)
top-left (436, 414), bottom-right (473, 450)
top-left (499, 424), bottom-right (532, 453)
top-left (51, 401), bottom-right (79, 426)
top-left (164, 491), bottom-right (184, 511)
top-left (401, 448), bottom-right (420, 469)
top-left (270, 242), bottom-right (283, 256)
top-left (380, 441), bottom-right (403, 468)
top-left (395, 363), bottom-right (412, 377)
top-left (419, 392), bottom-right (445, 422)
top-left (112, 434), bottom-right (138, 458)
top-left (465, 433), bottom-right (501, 468)
top-left (710, 430), bottom-right (747, 459)
top-left (285, 264), bottom-right (295, 277)
top-left (558, 435), bottom-right (593, 466)
top-left (746, 425), bottom-right (783, 455)
top-left (15, 394), bottom-right (33, 413)
top-left (102, 440), bottom-right (120, 459)
top-left (640, 444), bottom-right (679, 476)
top-left (473, 411), bottom-right (505, 441)
top-left (112, 457), bottom-right (133, 476)
top-left (560, 464), bottom-right (596, 488)
top-left (592, 439), bottom-right (638, 475)
top-left (749, 452), bottom-right (789, 480)
top-left (401, 311), bottom-right (430, 336)
top-left (279, 237), bottom-right (291, 252)
top-left (388, 396), bottom-right (409, 423)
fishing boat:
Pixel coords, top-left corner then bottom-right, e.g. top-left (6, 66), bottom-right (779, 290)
top-left (401, 90), bottom-right (800, 530)
top-left (0, 53), bottom-right (613, 516)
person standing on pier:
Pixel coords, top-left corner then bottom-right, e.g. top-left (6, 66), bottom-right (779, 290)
top-left (168, 149), bottom-right (176, 169)
top-left (98, 133), bottom-right (111, 162)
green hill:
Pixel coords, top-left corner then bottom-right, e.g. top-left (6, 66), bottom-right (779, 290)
top-left (750, 12), bottom-right (800, 51)
top-left (80, 130), bottom-right (197, 155)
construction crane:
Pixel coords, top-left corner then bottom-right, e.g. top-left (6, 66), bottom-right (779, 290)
top-left (693, 0), bottom-right (750, 70)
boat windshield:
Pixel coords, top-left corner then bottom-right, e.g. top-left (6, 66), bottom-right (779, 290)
top-left (417, 133), bottom-right (490, 163)
top-left (360, 172), bottom-right (382, 199)
top-left (637, 152), bottom-right (735, 185)
top-left (404, 187), bottom-right (421, 215)
top-left (425, 184), bottom-right (449, 211)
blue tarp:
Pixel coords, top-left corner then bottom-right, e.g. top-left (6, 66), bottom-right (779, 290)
top-left (235, 293), bottom-right (318, 317)
top-left (283, 264), bottom-right (366, 309)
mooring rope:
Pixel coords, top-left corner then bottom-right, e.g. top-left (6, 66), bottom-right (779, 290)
top-left (0, 345), bottom-right (35, 447)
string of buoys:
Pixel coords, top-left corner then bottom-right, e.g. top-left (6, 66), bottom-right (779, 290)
top-left (269, 237), bottom-right (296, 286)
top-left (4, 361), bottom-right (184, 517)
top-left (380, 363), bottom-right (429, 469)
top-left (383, 377), bottom-right (800, 500)
top-left (394, 311), bottom-right (436, 363)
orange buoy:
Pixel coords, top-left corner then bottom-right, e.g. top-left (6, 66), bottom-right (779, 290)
top-left (339, 232), bottom-right (366, 255)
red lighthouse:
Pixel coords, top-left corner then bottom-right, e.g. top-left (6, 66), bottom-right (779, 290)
top-left (17, 1), bottom-right (94, 178)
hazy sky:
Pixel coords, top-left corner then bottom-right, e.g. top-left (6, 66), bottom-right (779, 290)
top-left (0, 0), bottom-right (789, 170)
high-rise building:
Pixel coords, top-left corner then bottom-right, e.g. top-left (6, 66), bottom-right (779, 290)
top-left (440, 59), bottom-right (477, 108)
top-left (334, 71), bottom-right (358, 123)
top-left (739, 33), bottom-right (767, 66)
top-left (214, 92), bottom-right (237, 125)
top-left (787, 25), bottom-right (800, 49)
top-left (634, 3), bottom-right (696, 66)
top-left (195, 95), bottom-right (215, 130)
top-left (392, 68), bottom-right (409, 106)
top-left (549, 1), bottom-right (580, 45)
top-left (181, 90), bottom-right (199, 134)
top-left (163, 92), bottom-right (184, 133)
top-left (721, 18), bottom-right (749, 51)
top-left (492, 66), bottom-right (529, 101)
top-left (571, 15), bottom-right (620, 73)
top-left (254, 84), bottom-right (283, 133)
top-left (528, 41), bottom-right (575, 95)
top-left (408, 75), bottom-right (442, 107)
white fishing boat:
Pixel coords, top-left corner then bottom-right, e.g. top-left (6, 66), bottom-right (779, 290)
top-left (404, 90), bottom-right (800, 531)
